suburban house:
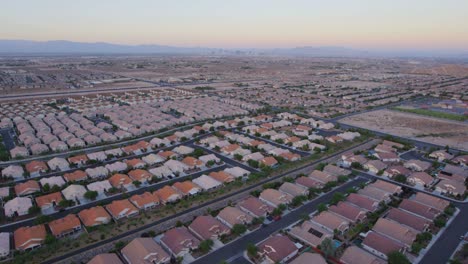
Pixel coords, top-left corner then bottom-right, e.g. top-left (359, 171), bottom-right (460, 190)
top-left (47, 157), bottom-right (70, 171)
top-left (25, 160), bottom-right (48, 177)
top-left (160, 227), bottom-right (200, 257)
top-left (257, 235), bottom-right (298, 264)
top-left (340, 246), bottom-right (386, 264)
top-left (386, 208), bottom-right (430, 233)
top-left (288, 220), bottom-right (333, 248)
top-left (435, 179), bottom-right (466, 196)
top-left (63, 170), bottom-right (88, 182)
top-left (278, 182), bottom-right (308, 197)
top-left (188, 215), bottom-right (231, 240)
top-left (208, 171), bottom-right (234, 183)
top-left (78, 206), bottom-right (111, 227)
top-left (412, 192), bottom-right (449, 211)
top-left (87, 180), bottom-right (112, 195)
top-left (0, 232), bottom-right (10, 257)
top-left (216, 206), bottom-right (253, 228)
top-left (4, 197), bottom-right (32, 217)
top-left (370, 180), bottom-right (403, 195)
top-left (259, 188), bottom-right (293, 208)
top-left (172, 181), bottom-right (201, 196)
top-left (68, 155), bottom-right (89, 167)
top-left (329, 201), bottom-right (367, 223)
top-left (399, 199), bottom-right (440, 221)
top-left (310, 211), bottom-right (350, 234)
top-left (364, 160), bottom-right (388, 174)
top-left (346, 193), bottom-right (379, 212)
top-left (155, 186), bottom-right (181, 204)
top-left (362, 231), bottom-right (405, 260)
top-left (407, 172), bottom-right (434, 187)
top-left (15, 180), bottom-right (40, 196)
top-left (14, 225), bottom-right (46, 251)
top-left (35, 192), bottom-right (63, 210)
top-left (372, 218), bottom-right (417, 246)
top-left (2, 165), bottom-right (24, 180)
top-left (128, 169), bottom-right (152, 183)
top-left (308, 170), bottom-right (337, 185)
top-left (238, 196), bottom-right (274, 218)
top-left (61, 184), bottom-right (87, 202)
top-left (429, 150), bottom-right (454, 162)
top-left (224, 167), bottom-right (250, 178)
top-left (404, 160), bottom-right (431, 172)
top-left (192, 175), bottom-right (222, 191)
top-left (109, 174), bottom-right (133, 189)
top-left (130, 192), bottom-right (160, 210)
top-left (48, 214), bottom-right (82, 238)
top-left (121, 238), bottom-right (170, 264)
top-left (106, 199), bottom-right (139, 220)
top-left (39, 176), bottom-right (66, 188)
top-left (88, 253), bottom-right (123, 264)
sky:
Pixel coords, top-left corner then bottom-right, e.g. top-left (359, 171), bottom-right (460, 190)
top-left (1, 0), bottom-right (467, 51)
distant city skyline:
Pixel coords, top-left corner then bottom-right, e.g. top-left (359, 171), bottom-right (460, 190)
top-left (1, 0), bottom-right (468, 51)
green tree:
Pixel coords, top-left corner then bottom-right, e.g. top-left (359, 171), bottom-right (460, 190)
top-left (193, 148), bottom-right (204, 158)
top-left (434, 217), bottom-right (447, 228)
top-left (232, 224), bottom-right (247, 235)
top-left (133, 180), bottom-right (142, 187)
top-left (42, 183), bottom-right (51, 193)
top-left (45, 234), bottom-right (56, 244)
top-left (199, 239), bottom-right (214, 254)
top-left (246, 243), bottom-right (258, 257)
top-left (394, 174), bottom-right (407, 183)
top-left (234, 154), bottom-right (243, 161)
top-left (330, 192), bottom-right (345, 205)
top-left (387, 251), bottom-right (411, 264)
top-left (84, 190), bottom-right (98, 200)
top-left (320, 238), bottom-right (336, 258)
top-left (337, 175), bottom-right (349, 183)
top-left (317, 203), bottom-right (327, 213)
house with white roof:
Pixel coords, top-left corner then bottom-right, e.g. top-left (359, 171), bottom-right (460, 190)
top-left (198, 154), bottom-right (221, 164)
top-left (224, 167), bottom-right (250, 178)
top-left (142, 154), bottom-right (165, 165)
top-left (104, 148), bottom-right (123, 157)
top-left (85, 166), bottom-right (109, 179)
top-left (2, 165), bottom-right (24, 180)
top-left (47, 157), bottom-right (70, 171)
top-left (39, 176), bottom-right (66, 188)
top-left (172, 146), bottom-right (194, 155)
top-left (105, 161), bottom-right (128, 173)
top-left (164, 160), bottom-right (189, 174)
top-left (62, 184), bottom-right (87, 202)
top-left (87, 180), bottom-right (112, 195)
top-left (192, 175), bottom-right (222, 191)
top-left (4, 197), bottom-right (32, 217)
top-left (87, 151), bottom-right (107, 162)
top-left (0, 232), bottom-right (10, 257)
top-left (149, 166), bottom-right (173, 178)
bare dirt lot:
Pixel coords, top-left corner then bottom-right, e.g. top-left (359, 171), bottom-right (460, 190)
top-left (339, 109), bottom-right (468, 151)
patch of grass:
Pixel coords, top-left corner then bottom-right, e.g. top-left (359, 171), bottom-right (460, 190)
top-left (392, 107), bottom-right (467, 122)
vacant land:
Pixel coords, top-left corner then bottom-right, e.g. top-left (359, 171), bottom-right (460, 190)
top-left (339, 109), bottom-right (468, 151)
top-left (393, 106), bottom-right (468, 122)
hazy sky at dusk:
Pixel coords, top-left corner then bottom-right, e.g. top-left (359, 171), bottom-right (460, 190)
top-left (1, 0), bottom-right (467, 50)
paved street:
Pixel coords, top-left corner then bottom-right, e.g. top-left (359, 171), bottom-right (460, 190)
top-left (420, 203), bottom-right (468, 264)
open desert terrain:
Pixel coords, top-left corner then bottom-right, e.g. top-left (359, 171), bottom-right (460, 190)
top-left (339, 109), bottom-right (468, 150)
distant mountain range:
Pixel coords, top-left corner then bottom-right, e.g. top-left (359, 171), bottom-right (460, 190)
top-left (0, 39), bottom-right (467, 58)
